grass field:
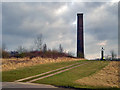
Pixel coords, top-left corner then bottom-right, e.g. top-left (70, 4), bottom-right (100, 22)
top-left (75, 61), bottom-right (120, 88)
top-left (33, 61), bottom-right (109, 89)
top-left (3, 58), bottom-right (119, 89)
top-left (2, 59), bottom-right (86, 81)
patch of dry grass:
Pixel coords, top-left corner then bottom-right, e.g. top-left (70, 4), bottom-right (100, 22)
top-left (75, 61), bottom-right (120, 88)
top-left (2, 57), bottom-right (84, 71)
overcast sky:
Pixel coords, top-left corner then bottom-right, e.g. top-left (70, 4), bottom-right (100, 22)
top-left (2, 1), bottom-right (118, 59)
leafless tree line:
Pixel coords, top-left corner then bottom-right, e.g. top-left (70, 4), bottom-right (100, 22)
top-left (1, 34), bottom-right (72, 58)
top-left (105, 50), bottom-right (117, 60)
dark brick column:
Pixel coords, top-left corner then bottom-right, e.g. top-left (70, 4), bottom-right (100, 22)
top-left (77, 13), bottom-right (84, 58)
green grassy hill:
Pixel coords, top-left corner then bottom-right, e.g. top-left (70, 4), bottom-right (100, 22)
top-left (2, 60), bottom-right (110, 89)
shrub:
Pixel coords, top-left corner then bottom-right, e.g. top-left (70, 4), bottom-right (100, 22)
top-left (2, 50), bottom-right (10, 58)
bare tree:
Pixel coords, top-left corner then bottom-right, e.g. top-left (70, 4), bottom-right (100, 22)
top-left (0, 48), bottom-right (2, 58)
top-left (68, 51), bottom-right (74, 57)
top-left (17, 46), bottom-right (27, 54)
top-left (34, 34), bottom-right (43, 51)
top-left (59, 44), bottom-right (63, 53)
top-left (2, 43), bottom-right (7, 51)
top-left (110, 50), bottom-right (117, 60)
top-left (28, 45), bottom-right (34, 52)
top-left (43, 43), bottom-right (47, 52)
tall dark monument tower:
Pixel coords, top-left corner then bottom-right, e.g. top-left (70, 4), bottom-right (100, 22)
top-left (77, 13), bottom-right (84, 58)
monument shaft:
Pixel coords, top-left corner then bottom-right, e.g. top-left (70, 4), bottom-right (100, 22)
top-left (77, 13), bottom-right (84, 58)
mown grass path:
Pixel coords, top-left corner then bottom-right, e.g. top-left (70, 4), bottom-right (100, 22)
top-left (26, 62), bottom-right (88, 83)
top-left (2, 60), bottom-right (87, 82)
top-left (15, 62), bottom-right (83, 82)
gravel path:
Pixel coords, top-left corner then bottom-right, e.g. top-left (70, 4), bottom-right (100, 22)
top-left (2, 82), bottom-right (75, 89)
top-left (2, 82), bottom-right (57, 88)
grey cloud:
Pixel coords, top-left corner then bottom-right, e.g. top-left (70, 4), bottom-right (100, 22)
top-left (2, 2), bottom-right (118, 59)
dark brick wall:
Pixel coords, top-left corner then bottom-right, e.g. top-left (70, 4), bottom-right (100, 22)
top-left (77, 13), bottom-right (84, 58)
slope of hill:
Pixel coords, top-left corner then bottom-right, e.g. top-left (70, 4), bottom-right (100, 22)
top-left (75, 61), bottom-right (120, 88)
top-left (2, 57), bottom-right (84, 71)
